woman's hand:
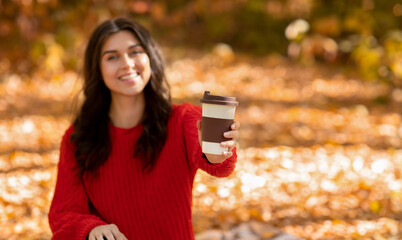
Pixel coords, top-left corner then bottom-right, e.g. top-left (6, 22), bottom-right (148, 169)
top-left (197, 120), bottom-right (240, 164)
top-left (88, 224), bottom-right (127, 240)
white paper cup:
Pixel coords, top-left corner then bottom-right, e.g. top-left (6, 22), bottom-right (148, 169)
top-left (200, 91), bottom-right (238, 155)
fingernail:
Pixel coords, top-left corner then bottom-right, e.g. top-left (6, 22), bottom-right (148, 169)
top-left (223, 151), bottom-right (227, 155)
top-left (231, 124), bottom-right (235, 129)
top-left (224, 132), bottom-right (230, 137)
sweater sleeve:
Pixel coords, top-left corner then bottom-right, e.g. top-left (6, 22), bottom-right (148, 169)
top-left (181, 103), bottom-right (237, 177)
top-left (48, 127), bottom-right (107, 240)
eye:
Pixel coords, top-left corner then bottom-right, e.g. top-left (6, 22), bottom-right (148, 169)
top-left (130, 50), bottom-right (143, 55)
top-left (107, 55), bottom-right (118, 61)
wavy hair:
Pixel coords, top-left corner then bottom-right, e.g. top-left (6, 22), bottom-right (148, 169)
top-left (70, 17), bottom-right (172, 176)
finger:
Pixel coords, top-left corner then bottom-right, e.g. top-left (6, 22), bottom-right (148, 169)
top-left (110, 226), bottom-right (126, 240)
top-left (88, 231), bottom-right (98, 240)
top-left (231, 121), bottom-right (240, 130)
top-left (104, 231), bottom-right (116, 240)
top-left (111, 234), bottom-right (123, 240)
top-left (221, 140), bottom-right (236, 149)
top-left (222, 150), bottom-right (233, 158)
top-left (109, 224), bottom-right (119, 232)
top-left (94, 233), bottom-right (103, 240)
top-left (223, 130), bottom-right (239, 139)
top-left (114, 233), bottom-right (127, 240)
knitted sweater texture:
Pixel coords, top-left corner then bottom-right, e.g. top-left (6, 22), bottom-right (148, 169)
top-left (48, 103), bottom-right (237, 240)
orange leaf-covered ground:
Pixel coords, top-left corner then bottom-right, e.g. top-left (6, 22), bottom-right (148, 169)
top-left (0, 51), bottom-right (401, 239)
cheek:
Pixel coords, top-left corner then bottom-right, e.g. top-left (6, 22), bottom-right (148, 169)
top-left (100, 61), bottom-right (117, 78)
top-left (139, 55), bottom-right (151, 71)
top-left (100, 61), bottom-right (108, 76)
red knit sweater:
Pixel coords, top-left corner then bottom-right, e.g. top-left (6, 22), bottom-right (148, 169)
top-left (48, 103), bottom-right (237, 240)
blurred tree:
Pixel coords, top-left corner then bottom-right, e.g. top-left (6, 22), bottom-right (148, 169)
top-left (0, 0), bottom-right (400, 83)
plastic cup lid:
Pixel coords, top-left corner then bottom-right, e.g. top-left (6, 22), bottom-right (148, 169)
top-left (200, 91), bottom-right (239, 106)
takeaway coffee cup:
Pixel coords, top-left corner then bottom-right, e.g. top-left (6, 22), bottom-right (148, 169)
top-left (200, 91), bottom-right (239, 155)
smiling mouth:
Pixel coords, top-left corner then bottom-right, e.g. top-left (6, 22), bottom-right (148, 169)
top-left (118, 73), bottom-right (139, 81)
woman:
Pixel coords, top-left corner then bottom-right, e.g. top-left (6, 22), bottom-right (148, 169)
top-left (48, 17), bottom-right (240, 240)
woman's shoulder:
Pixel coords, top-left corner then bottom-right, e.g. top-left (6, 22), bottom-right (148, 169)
top-left (60, 124), bottom-right (75, 143)
top-left (171, 103), bottom-right (201, 119)
top-left (64, 124), bottom-right (75, 136)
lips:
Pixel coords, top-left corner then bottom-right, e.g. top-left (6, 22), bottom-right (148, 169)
top-left (118, 72), bottom-right (139, 81)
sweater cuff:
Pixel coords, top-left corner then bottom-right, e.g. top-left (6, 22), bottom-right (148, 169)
top-left (195, 146), bottom-right (237, 177)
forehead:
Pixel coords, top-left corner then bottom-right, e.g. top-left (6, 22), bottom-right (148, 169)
top-left (102, 30), bottom-right (141, 51)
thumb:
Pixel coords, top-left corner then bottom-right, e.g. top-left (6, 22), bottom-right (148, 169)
top-left (197, 120), bottom-right (202, 146)
top-left (197, 120), bottom-right (202, 130)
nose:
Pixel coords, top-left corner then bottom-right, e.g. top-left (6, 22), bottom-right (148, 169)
top-left (122, 53), bottom-right (135, 68)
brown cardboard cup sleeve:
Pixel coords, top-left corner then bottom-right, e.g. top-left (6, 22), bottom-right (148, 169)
top-left (201, 117), bottom-right (234, 143)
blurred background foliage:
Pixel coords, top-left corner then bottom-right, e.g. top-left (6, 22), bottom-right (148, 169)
top-left (1, 1), bottom-right (402, 239)
top-left (0, 0), bottom-right (401, 84)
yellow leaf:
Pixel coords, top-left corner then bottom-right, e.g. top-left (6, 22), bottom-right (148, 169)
top-left (359, 181), bottom-right (372, 190)
top-left (369, 200), bottom-right (381, 213)
top-left (208, 186), bottom-right (217, 192)
top-left (390, 191), bottom-right (401, 199)
top-left (249, 208), bottom-right (262, 221)
top-left (332, 219), bottom-right (343, 225)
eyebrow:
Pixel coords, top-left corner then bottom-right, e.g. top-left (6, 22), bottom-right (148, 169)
top-left (102, 43), bottom-right (143, 56)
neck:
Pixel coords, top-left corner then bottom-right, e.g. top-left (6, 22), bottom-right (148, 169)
top-left (109, 93), bottom-right (146, 129)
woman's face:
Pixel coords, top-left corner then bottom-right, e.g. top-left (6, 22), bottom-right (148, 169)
top-left (100, 30), bottom-right (151, 99)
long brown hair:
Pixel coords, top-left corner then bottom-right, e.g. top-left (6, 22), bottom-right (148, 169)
top-left (71, 17), bottom-right (172, 176)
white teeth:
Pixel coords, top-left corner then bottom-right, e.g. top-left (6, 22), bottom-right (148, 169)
top-left (119, 73), bottom-right (138, 80)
